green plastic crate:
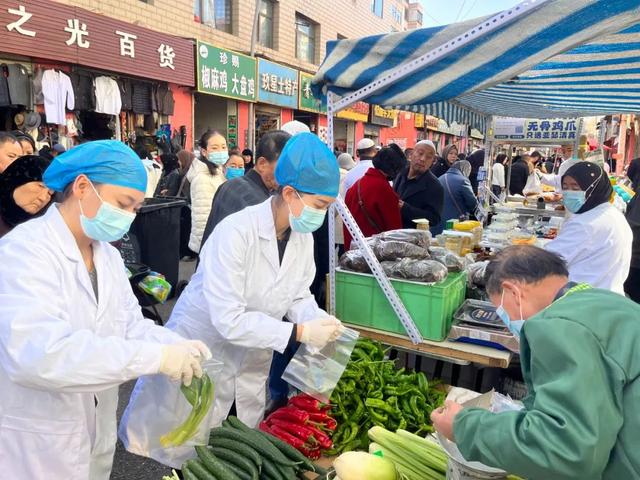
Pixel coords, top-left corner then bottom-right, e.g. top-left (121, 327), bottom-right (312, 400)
top-left (335, 269), bottom-right (467, 341)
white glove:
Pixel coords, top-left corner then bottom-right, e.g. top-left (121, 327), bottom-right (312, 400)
top-left (300, 316), bottom-right (343, 350)
top-left (159, 340), bottom-right (211, 386)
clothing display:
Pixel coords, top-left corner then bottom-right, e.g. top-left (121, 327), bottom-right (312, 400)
top-left (155, 83), bottom-right (175, 116)
top-left (0, 64), bottom-right (10, 106)
top-left (41, 70), bottom-right (74, 125)
top-left (6, 63), bottom-right (30, 107)
top-left (70, 70), bottom-right (96, 111)
top-left (94, 76), bottom-right (122, 116)
top-left (132, 81), bottom-right (152, 114)
top-left (32, 67), bottom-right (44, 104)
top-left (118, 78), bottom-right (133, 111)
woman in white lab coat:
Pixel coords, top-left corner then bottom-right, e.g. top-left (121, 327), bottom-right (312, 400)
top-left (164, 132), bottom-right (343, 428)
top-left (545, 161), bottom-right (632, 294)
top-left (0, 141), bottom-right (209, 480)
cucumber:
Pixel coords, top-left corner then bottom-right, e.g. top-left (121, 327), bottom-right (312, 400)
top-left (275, 463), bottom-right (296, 480)
top-left (253, 428), bottom-right (323, 473)
top-left (184, 459), bottom-right (218, 480)
top-left (217, 459), bottom-right (253, 480)
top-left (225, 419), bottom-right (298, 467)
top-left (208, 437), bottom-right (263, 470)
top-left (210, 427), bottom-right (297, 467)
top-left (195, 446), bottom-right (242, 480)
top-left (261, 457), bottom-right (285, 480)
top-left (181, 465), bottom-right (201, 480)
top-left (210, 446), bottom-right (260, 480)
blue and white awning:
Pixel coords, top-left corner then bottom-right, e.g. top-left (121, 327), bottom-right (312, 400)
top-left (313, 0), bottom-right (640, 128)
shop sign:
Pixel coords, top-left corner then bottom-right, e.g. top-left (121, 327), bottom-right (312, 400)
top-left (370, 105), bottom-right (397, 127)
top-left (197, 41), bottom-right (257, 102)
top-left (493, 117), bottom-right (578, 142)
top-left (425, 115), bottom-right (440, 130)
top-left (414, 113), bottom-right (425, 129)
top-left (0, 0), bottom-right (194, 85)
top-left (336, 101), bottom-right (369, 122)
top-left (387, 137), bottom-right (407, 149)
top-left (298, 71), bottom-right (327, 113)
top-left (470, 128), bottom-right (484, 140)
top-left (256, 59), bottom-right (298, 109)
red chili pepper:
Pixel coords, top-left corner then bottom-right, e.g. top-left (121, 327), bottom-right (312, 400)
top-left (300, 446), bottom-right (322, 460)
top-left (269, 419), bottom-right (319, 445)
top-left (307, 425), bottom-right (333, 450)
top-left (288, 395), bottom-right (328, 413)
top-left (267, 406), bottom-right (310, 424)
top-left (308, 412), bottom-right (337, 431)
top-left (269, 424), bottom-right (307, 449)
top-left (259, 421), bottom-right (272, 433)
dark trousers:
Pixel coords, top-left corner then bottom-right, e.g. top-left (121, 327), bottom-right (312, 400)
top-left (625, 267), bottom-right (640, 303)
top-left (268, 341), bottom-right (299, 400)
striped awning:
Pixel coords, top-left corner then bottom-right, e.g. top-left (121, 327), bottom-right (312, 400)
top-left (313, 0), bottom-right (640, 129)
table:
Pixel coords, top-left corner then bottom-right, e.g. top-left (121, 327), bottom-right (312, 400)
top-left (344, 323), bottom-right (513, 369)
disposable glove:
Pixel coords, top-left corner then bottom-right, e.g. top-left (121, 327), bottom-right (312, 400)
top-left (159, 342), bottom-right (207, 386)
top-left (180, 339), bottom-right (212, 361)
top-left (300, 316), bottom-right (344, 350)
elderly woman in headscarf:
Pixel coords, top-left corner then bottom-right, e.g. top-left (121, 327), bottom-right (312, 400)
top-left (433, 159), bottom-right (478, 235)
top-left (0, 155), bottom-right (53, 238)
top-left (431, 143), bottom-right (458, 178)
top-left (545, 161), bottom-right (632, 294)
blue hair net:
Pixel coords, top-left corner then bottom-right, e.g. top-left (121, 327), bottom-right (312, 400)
top-left (43, 140), bottom-right (148, 193)
top-left (274, 133), bottom-right (340, 197)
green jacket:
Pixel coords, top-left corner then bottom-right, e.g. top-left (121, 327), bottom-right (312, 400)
top-left (453, 288), bottom-right (640, 479)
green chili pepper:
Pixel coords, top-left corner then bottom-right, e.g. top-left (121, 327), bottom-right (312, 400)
top-left (410, 395), bottom-right (425, 422)
top-left (351, 397), bottom-right (365, 423)
top-left (368, 408), bottom-right (388, 425)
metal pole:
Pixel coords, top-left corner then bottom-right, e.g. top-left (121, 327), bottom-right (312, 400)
top-left (247, 0), bottom-right (261, 151)
top-left (327, 92), bottom-right (337, 316)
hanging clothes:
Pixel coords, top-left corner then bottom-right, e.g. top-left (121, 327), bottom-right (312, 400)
top-left (118, 78), bottom-right (132, 111)
top-left (131, 82), bottom-right (152, 114)
top-left (0, 64), bottom-right (10, 107)
top-left (32, 67), bottom-right (44, 105)
top-left (155, 84), bottom-right (175, 116)
top-left (70, 70), bottom-right (95, 111)
top-left (7, 64), bottom-right (30, 107)
top-left (41, 70), bottom-right (74, 125)
top-left (94, 76), bottom-right (122, 116)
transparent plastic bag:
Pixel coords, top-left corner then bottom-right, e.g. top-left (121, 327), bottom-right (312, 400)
top-left (282, 327), bottom-right (359, 403)
top-left (118, 358), bottom-right (224, 469)
top-left (372, 240), bottom-right (430, 261)
top-left (338, 249), bottom-right (371, 273)
top-left (390, 258), bottom-right (448, 283)
top-left (429, 247), bottom-right (465, 272)
top-left (373, 229), bottom-right (432, 248)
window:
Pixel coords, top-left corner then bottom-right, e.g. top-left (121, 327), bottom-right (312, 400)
top-left (371, 0), bottom-right (383, 18)
top-left (295, 13), bottom-right (316, 64)
top-left (391, 4), bottom-right (402, 24)
top-left (258, 0), bottom-right (275, 49)
top-left (194, 0), bottom-right (232, 33)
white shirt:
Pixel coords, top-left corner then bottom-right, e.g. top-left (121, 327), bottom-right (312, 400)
top-left (41, 70), bottom-right (74, 125)
top-left (545, 202), bottom-right (632, 294)
top-left (94, 76), bottom-right (122, 116)
top-left (492, 162), bottom-right (505, 188)
top-left (343, 159), bottom-right (373, 192)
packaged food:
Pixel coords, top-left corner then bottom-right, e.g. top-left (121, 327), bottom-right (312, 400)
top-left (373, 229), bottom-right (431, 248)
top-left (389, 258), bottom-right (448, 283)
top-left (511, 232), bottom-right (537, 245)
top-left (429, 246), bottom-right (465, 272)
top-left (372, 240), bottom-right (430, 261)
top-left (339, 250), bottom-right (371, 273)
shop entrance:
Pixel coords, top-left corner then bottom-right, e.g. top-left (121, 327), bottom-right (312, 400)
top-left (255, 106), bottom-right (280, 145)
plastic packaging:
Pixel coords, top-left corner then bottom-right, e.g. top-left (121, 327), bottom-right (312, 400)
top-left (118, 358), bottom-right (224, 468)
top-left (429, 247), bottom-right (466, 272)
top-left (373, 228), bottom-right (432, 248)
top-left (339, 249), bottom-right (371, 273)
top-left (282, 327), bottom-right (359, 403)
top-left (372, 239), bottom-right (430, 261)
top-left (138, 272), bottom-right (172, 304)
top-left (466, 261), bottom-right (489, 288)
top-left (389, 258), bottom-right (448, 283)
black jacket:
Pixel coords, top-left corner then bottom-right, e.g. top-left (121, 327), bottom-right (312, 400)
top-left (509, 159), bottom-right (530, 196)
top-left (201, 169), bottom-right (270, 247)
top-left (430, 157), bottom-right (450, 178)
top-left (394, 167), bottom-right (444, 229)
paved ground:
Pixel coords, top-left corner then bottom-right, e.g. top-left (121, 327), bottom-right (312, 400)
top-left (110, 260), bottom-right (196, 479)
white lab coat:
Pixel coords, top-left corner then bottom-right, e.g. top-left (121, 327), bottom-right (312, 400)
top-left (166, 198), bottom-right (328, 427)
top-left (545, 202), bottom-right (632, 295)
top-left (0, 205), bottom-right (184, 479)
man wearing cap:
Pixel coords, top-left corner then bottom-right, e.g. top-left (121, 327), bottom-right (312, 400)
top-left (162, 132), bottom-right (344, 428)
top-left (0, 140), bottom-right (210, 479)
top-left (394, 139), bottom-right (444, 231)
top-left (343, 138), bottom-right (378, 192)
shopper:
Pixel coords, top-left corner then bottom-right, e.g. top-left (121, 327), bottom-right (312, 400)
top-left (343, 138), bottom-right (377, 192)
top-left (225, 152), bottom-right (245, 180)
top-left (158, 133), bottom-right (344, 428)
top-left (0, 155), bottom-right (52, 238)
top-left (0, 140), bottom-right (209, 479)
top-left (335, 152), bottom-right (356, 255)
top-left (187, 129), bottom-right (227, 253)
top-left (394, 139), bottom-right (444, 230)
top-left (154, 153), bottom-right (181, 197)
top-left (176, 149), bottom-right (195, 198)
top-left (242, 148), bottom-right (254, 172)
top-left (344, 145), bottom-right (406, 250)
top-left (0, 132), bottom-right (22, 173)
top-left (467, 148), bottom-right (485, 194)
top-left (508, 155), bottom-right (530, 196)
top-left (200, 130), bottom-right (291, 247)
top-left (545, 161), bottom-right (631, 294)
top-left (624, 194), bottom-right (640, 303)
top-left (431, 143), bottom-right (458, 178)
top-left (432, 245), bottom-right (640, 480)
top-left (491, 153), bottom-right (507, 199)
top-left (541, 144), bottom-right (582, 192)
top-left (12, 131), bottom-right (35, 156)
top-left (433, 160), bottom-right (478, 235)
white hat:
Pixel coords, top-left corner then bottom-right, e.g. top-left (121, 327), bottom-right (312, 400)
top-left (281, 120), bottom-right (310, 136)
top-left (337, 152), bottom-right (356, 170)
top-left (356, 138), bottom-right (375, 151)
top-left (415, 139), bottom-right (436, 151)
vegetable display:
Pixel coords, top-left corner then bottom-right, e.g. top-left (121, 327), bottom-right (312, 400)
top-left (260, 394), bottom-right (337, 460)
top-left (333, 451), bottom-right (397, 480)
top-left (329, 338), bottom-right (445, 454)
top-left (179, 416), bottom-right (327, 480)
top-left (160, 373), bottom-right (214, 448)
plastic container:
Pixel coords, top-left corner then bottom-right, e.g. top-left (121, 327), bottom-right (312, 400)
top-left (334, 269), bottom-right (467, 341)
top-left (126, 197), bottom-right (187, 292)
top-left (454, 221), bottom-right (483, 247)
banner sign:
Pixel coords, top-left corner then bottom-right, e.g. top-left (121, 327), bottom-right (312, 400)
top-left (197, 41), bottom-right (256, 101)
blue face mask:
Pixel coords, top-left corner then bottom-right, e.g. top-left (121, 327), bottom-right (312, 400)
top-left (496, 290), bottom-right (525, 339)
top-left (226, 167), bottom-right (244, 180)
top-left (79, 183), bottom-right (136, 242)
top-left (562, 190), bottom-right (586, 213)
top-left (288, 192), bottom-right (327, 233)
top-left (207, 150), bottom-right (228, 166)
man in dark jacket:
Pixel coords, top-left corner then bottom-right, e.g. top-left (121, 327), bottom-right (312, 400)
top-left (509, 155), bottom-right (530, 196)
top-left (200, 130), bottom-right (290, 246)
top-left (394, 140), bottom-right (444, 230)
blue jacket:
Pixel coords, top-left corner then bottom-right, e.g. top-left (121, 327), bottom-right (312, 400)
top-left (433, 168), bottom-right (478, 234)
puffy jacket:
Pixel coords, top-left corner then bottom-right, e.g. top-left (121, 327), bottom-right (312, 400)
top-left (187, 158), bottom-right (225, 253)
top-left (434, 168), bottom-right (478, 235)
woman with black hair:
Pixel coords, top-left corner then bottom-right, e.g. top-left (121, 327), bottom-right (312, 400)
top-left (491, 153), bottom-right (507, 199)
top-left (187, 130), bottom-right (227, 253)
top-left (546, 161), bottom-right (632, 294)
top-left (242, 148), bottom-right (254, 172)
top-left (155, 153), bottom-right (181, 197)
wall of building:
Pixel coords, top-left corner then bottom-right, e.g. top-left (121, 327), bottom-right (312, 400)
top-left (171, 84), bottom-right (194, 149)
top-left (379, 111), bottom-right (418, 149)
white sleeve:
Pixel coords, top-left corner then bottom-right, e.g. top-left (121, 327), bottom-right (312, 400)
top-left (0, 245), bottom-right (163, 393)
top-left (545, 219), bottom-right (589, 267)
top-left (190, 174), bottom-right (214, 252)
top-left (41, 70), bottom-right (55, 123)
top-left (541, 173), bottom-right (559, 189)
top-left (63, 72), bottom-right (74, 111)
top-left (199, 223), bottom-right (294, 353)
top-left (494, 164), bottom-right (505, 188)
top-left (286, 236), bottom-right (328, 324)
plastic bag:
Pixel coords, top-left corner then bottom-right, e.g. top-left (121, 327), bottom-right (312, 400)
top-left (389, 258), bottom-right (448, 283)
top-left (429, 247), bottom-right (465, 272)
top-left (466, 260), bottom-right (489, 287)
top-left (118, 359), bottom-right (224, 469)
top-left (138, 272), bottom-right (172, 303)
top-left (339, 249), bottom-right (371, 273)
top-left (374, 229), bottom-right (431, 248)
top-left (372, 239), bottom-right (430, 261)
top-left (523, 171), bottom-right (543, 196)
top-left (282, 327), bottom-right (359, 403)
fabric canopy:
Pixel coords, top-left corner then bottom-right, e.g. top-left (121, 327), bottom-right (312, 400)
top-left (313, 0), bottom-right (640, 127)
